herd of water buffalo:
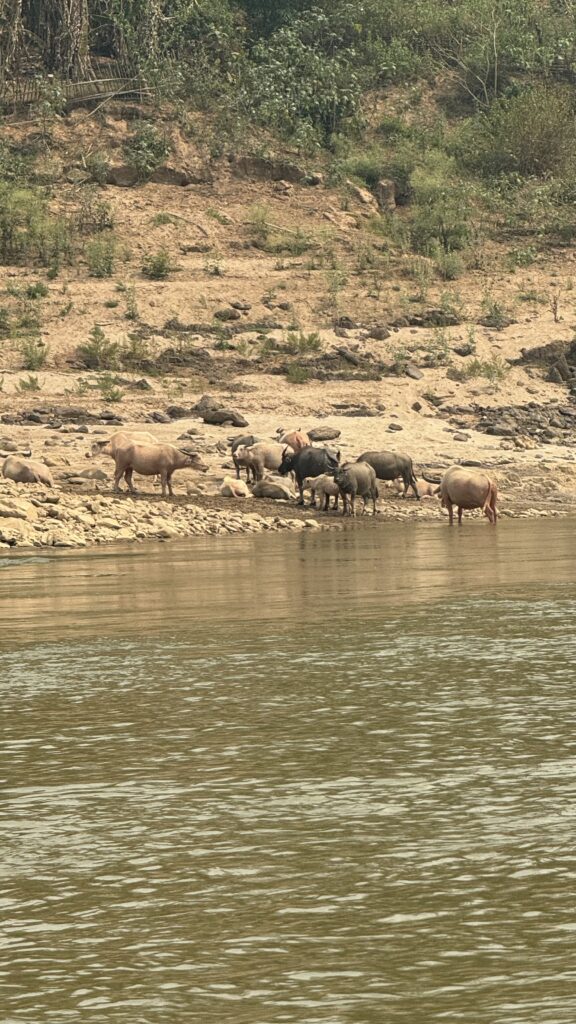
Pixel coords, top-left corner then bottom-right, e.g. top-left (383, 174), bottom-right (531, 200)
top-left (229, 429), bottom-right (499, 525)
top-left (0, 425), bottom-right (498, 526)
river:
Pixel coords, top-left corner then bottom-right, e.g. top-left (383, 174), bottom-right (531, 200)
top-left (2, 519), bottom-right (576, 1023)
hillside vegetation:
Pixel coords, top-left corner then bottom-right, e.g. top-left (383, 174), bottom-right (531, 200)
top-left (1, 1), bottom-right (576, 392)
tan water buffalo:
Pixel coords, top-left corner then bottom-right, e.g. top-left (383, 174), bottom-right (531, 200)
top-left (427, 466), bottom-right (498, 525)
top-left (220, 475), bottom-right (251, 498)
top-left (2, 456), bottom-right (54, 487)
top-left (113, 443), bottom-right (208, 498)
top-left (276, 428), bottom-right (311, 452)
top-left (90, 429), bottom-right (159, 458)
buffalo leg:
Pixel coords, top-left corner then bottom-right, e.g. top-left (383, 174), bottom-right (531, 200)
top-left (297, 477), bottom-right (304, 506)
top-left (167, 471), bottom-right (174, 498)
top-left (457, 505), bottom-right (464, 525)
top-left (113, 465), bottom-right (124, 492)
top-left (124, 467), bottom-right (135, 494)
top-left (445, 499), bottom-right (454, 525)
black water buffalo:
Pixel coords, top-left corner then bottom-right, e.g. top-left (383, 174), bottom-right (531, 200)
top-left (334, 462), bottom-right (378, 516)
top-left (357, 450), bottom-right (419, 499)
top-left (278, 446), bottom-right (340, 505)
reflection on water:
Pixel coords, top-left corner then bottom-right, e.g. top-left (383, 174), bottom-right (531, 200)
top-left (2, 520), bottom-right (576, 1022)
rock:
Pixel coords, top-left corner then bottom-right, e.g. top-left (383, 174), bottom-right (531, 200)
top-left (304, 173), bottom-right (323, 186)
top-left (214, 307), bottom-right (241, 321)
top-left (106, 164), bottom-right (139, 187)
top-left (134, 378), bottom-right (153, 391)
top-left (405, 364), bottom-right (424, 380)
top-left (336, 346), bottom-right (361, 366)
top-left (192, 394), bottom-right (220, 414)
top-left (77, 468), bottom-right (108, 481)
top-left (367, 325), bottom-right (390, 341)
top-left (388, 423), bottom-right (403, 431)
top-left (201, 408), bottom-right (248, 428)
top-left (231, 156), bottom-right (306, 184)
top-left (548, 364), bottom-right (568, 384)
top-left (374, 178), bottom-right (396, 212)
top-left (150, 165), bottom-right (191, 186)
top-left (334, 315), bottom-right (358, 330)
top-left (346, 180), bottom-right (379, 213)
top-left (308, 427), bottom-right (341, 442)
top-left (150, 411), bottom-right (172, 424)
top-left (453, 432), bottom-right (470, 442)
top-left (453, 343), bottom-right (476, 357)
top-left (412, 401), bottom-right (423, 412)
top-left (230, 301), bottom-right (251, 311)
top-left (165, 405), bottom-right (191, 420)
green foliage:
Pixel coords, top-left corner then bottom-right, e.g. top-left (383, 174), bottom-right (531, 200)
top-left (285, 362), bottom-right (310, 384)
top-left (410, 152), bottom-right (471, 255)
top-left (0, 185), bottom-right (73, 266)
top-left (25, 281), bottom-right (49, 299)
top-left (84, 150), bottom-right (110, 186)
top-left (17, 374), bottom-right (41, 392)
top-left (142, 250), bottom-right (172, 279)
top-left (77, 192), bottom-right (114, 235)
top-left (86, 235), bottom-right (116, 278)
top-left (285, 330), bottom-right (322, 355)
top-left (452, 356), bottom-right (509, 382)
top-left (124, 124), bottom-right (170, 181)
top-left (95, 374), bottom-right (124, 403)
top-left (77, 325), bottom-right (120, 370)
top-left (458, 85), bottom-right (576, 179)
top-left (19, 338), bottom-right (48, 370)
top-left (435, 251), bottom-right (465, 281)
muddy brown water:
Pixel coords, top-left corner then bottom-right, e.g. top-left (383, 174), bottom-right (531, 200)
top-left (2, 519), bottom-right (576, 1023)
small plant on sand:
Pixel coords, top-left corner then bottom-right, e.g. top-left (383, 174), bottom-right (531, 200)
top-left (19, 337), bottom-right (48, 370)
top-left (77, 325), bottom-right (120, 370)
top-left (124, 286), bottom-right (139, 321)
top-left (25, 281), bottom-right (49, 299)
top-left (286, 363), bottom-right (310, 384)
top-left (17, 373), bottom-right (41, 392)
top-left (120, 333), bottom-right (152, 370)
top-left (142, 250), bottom-right (172, 280)
top-left (86, 235), bottom-right (116, 278)
top-left (285, 330), bottom-right (322, 355)
top-left (451, 356), bottom-right (509, 382)
top-left (96, 374), bottom-right (124, 402)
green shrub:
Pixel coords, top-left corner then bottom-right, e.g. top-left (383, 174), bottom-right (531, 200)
top-left (25, 281), bottom-right (49, 299)
top-left (410, 152), bottom-right (471, 254)
top-left (435, 251), bottom-right (465, 280)
top-left (19, 337), bottom-right (48, 370)
top-left (142, 250), bottom-right (172, 279)
top-left (77, 192), bottom-right (114, 234)
top-left (95, 374), bottom-right (124, 403)
top-left (85, 151), bottom-right (110, 186)
top-left (457, 85), bottom-right (576, 179)
top-left (17, 373), bottom-right (41, 392)
top-left (86, 235), bottom-right (116, 278)
top-left (124, 124), bottom-right (170, 180)
top-left (285, 330), bottom-right (322, 355)
top-left (77, 325), bottom-right (120, 370)
top-left (451, 356), bottom-right (509, 382)
top-left (120, 334), bottom-right (152, 370)
top-left (285, 363), bottom-right (310, 384)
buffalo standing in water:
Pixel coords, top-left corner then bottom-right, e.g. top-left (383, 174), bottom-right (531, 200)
top-left (278, 446), bottom-right (340, 505)
top-left (424, 466), bottom-right (498, 525)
